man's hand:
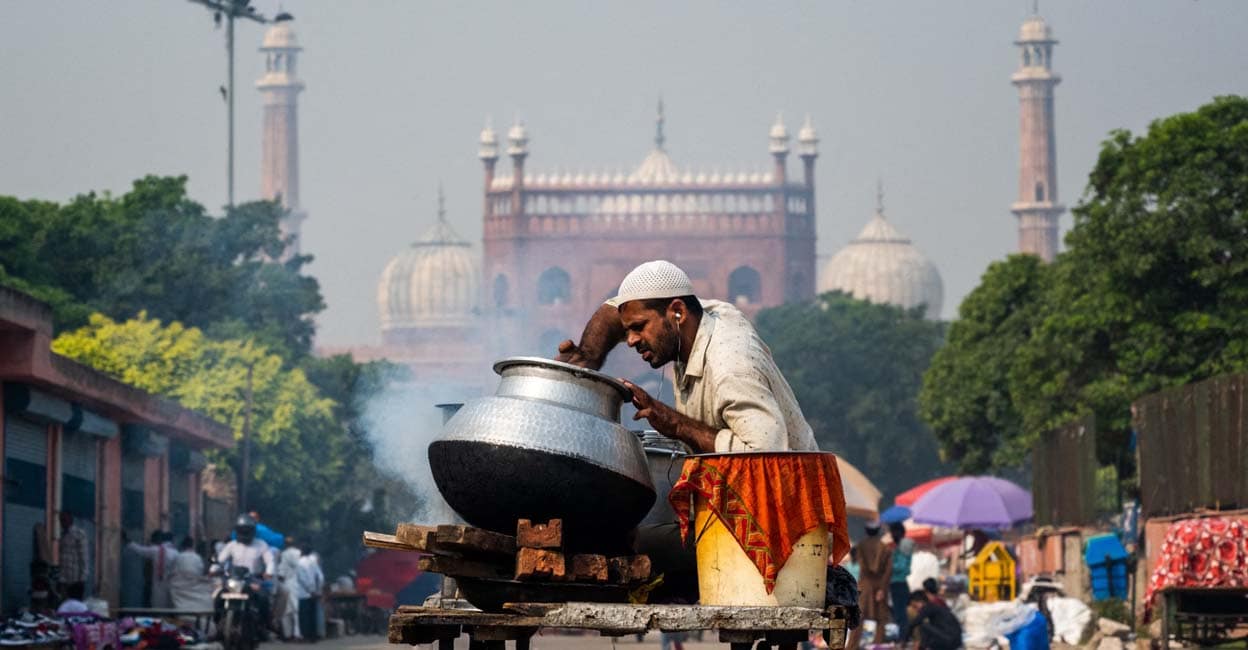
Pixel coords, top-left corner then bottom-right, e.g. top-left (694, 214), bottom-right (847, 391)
top-left (555, 339), bottom-right (593, 368)
top-left (621, 379), bottom-right (719, 453)
top-left (622, 379), bottom-right (679, 436)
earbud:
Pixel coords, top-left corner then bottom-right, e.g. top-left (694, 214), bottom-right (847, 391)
top-left (674, 312), bottom-right (682, 322)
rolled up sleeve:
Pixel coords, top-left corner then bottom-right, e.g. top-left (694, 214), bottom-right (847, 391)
top-left (712, 370), bottom-right (788, 452)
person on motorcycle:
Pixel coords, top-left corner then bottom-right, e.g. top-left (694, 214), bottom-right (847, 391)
top-left (216, 514), bottom-right (276, 640)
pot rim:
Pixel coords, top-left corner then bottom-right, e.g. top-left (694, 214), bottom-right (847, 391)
top-left (492, 356), bottom-right (631, 400)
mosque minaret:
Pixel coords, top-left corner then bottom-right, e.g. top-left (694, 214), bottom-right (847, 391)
top-left (257, 12), bottom-right (306, 256)
top-left (1011, 9), bottom-right (1063, 262)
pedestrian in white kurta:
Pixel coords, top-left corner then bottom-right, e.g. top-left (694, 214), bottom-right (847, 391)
top-left (276, 540), bottom-right (304, 640)
top-left (127, 532), bottom-right (179, 609)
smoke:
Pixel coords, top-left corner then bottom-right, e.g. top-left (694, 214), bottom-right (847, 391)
top-left (359, 377), bottom-right (475, 525)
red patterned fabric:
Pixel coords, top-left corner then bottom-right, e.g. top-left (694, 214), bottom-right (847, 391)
top-left (668, 452), bottom-right (851, 594)
top-left (1144, 517), bottom-right (1248, 620)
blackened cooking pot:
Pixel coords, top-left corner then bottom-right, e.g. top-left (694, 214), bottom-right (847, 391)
top-left (428, 357), bottom-right (656, 550)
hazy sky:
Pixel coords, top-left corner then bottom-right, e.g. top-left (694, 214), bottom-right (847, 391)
top-left (3, 1), bottom-right (1246, 347)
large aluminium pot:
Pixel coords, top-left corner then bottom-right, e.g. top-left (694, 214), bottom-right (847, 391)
top-left (428, 357), bottom-right (656, 550)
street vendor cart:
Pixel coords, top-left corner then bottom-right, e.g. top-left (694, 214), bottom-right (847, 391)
top-left (1146, 517), bottom-right (1248, 647)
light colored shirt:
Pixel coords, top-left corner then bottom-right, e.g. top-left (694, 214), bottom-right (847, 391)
top-left (127, 541), bottom-right (178, 581)
top-left (296, 554), bottom-right (323, 598)
top-left (279, 547), bottom-right (306, 599)
top-left (59, 526), bottom-right (89, 584)
top-left (216, 539), bottom-right (275, 577)
top-left (56, 599), bottom-right (89, 614)
top-left (673, 300), bottom-right (818, 452)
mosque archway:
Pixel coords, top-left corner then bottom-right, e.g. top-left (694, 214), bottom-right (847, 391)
top-left (728, 266), bottom-right (762, 305)
top-left (537, 267), bottom-right (571, 305)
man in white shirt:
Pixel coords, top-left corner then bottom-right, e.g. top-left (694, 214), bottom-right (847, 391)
top-left (558, 260), bottom-right (818, 453)
top-left (127, 531), bottom-right (179, 608)
top-left (275, 536), bottom-right (304, 640)
top-left (216, 515), bottom-right (275, 636)
top-left (296, 546), bottom-right (324, 642)
top-left (215, 516), bottom-right (275, 578)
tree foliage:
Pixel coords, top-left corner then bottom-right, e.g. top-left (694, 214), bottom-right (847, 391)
top-left (755, 292), bottom-right (949, 500)
top-left (920, 96), bottom-right (1248, 474)
top-left (51, 313), bottom-right (344, 536)
top-left (0, 176), bottom-right (323, 356)
top-left (919, 255), bottom-right (1047, 473)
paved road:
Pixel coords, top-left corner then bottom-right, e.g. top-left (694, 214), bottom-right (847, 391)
top-left (275, 631), bottom-right (731, 649)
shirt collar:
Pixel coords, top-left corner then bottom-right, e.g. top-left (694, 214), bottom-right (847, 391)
top-left (676, 310), bottom-right (716, 388)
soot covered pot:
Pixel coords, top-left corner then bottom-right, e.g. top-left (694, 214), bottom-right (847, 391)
top-left (428, 357), bottom-right (656, 550)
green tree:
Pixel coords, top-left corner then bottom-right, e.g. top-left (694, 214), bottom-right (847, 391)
top-left (0, 176), bottom-right (323, 356)
top-left (918, 255), bottom-right (1048, 473)
top-left (51, 313), bottom-right (344, 535)
top-left (755, 292), bottom-right (949, 499)
top-left (919, 96), bottom-right (1248, 475)
top-left (1011, 96), bottom-right (1248, 467)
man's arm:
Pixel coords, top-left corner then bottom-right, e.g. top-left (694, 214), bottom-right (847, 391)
top-left (556, 303), bottom-right (625, 370)
top-left (622, 380), bottom-right (719, 452)
top-left (127, 541), bottom-right (159, 559)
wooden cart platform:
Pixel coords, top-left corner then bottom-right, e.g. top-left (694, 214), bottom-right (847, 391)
top-left (389, 602), bottom-right (848, 650)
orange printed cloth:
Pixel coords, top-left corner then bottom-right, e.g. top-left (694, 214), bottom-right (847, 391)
top-left (668, 452), bottom-right (851, 593)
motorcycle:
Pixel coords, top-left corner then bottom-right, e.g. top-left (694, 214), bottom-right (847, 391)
top-left (213, 566), bottom-right (262, 650)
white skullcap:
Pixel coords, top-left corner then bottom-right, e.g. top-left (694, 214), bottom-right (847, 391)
top-left (606, 260), bottom-right (695, 307)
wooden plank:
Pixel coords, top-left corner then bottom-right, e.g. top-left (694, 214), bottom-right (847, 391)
top-left (434, 524), bottom-right (517, 557)
top-left (395, 523), bottom-right (437, 550)
top-left (393, 604), bottom-right (849, 641)
top-left (419, 555), bottom-right (513, 580)
top-left (515, 548), bottom-right (566, 580)
top-left (362, 531), bottom-right (419, 552)
top-left (516, 519), bottom-right (563, 549)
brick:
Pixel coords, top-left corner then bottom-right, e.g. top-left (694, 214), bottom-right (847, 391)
top-left (569, 554), bottom-right (609, 582)
top-left (607, 555), bottom-right (651, 583)
top-left (515, 548), bottom-right (566, 580)
top-left (516, 519), bottom-right (563, 549)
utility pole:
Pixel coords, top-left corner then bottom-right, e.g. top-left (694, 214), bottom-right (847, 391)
top-left (187, 0), bottom-right (268, 208)
top-left (240, 362), bottom-right (254, 513)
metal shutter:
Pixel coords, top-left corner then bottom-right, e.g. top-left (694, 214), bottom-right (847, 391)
top-left (4, 416), bottom-right (48, 610)
top-left (5, 416), bottom-right (47, 463)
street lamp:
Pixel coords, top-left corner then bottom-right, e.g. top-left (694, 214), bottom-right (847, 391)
top-left (187, 0), bottom-right (269, 209)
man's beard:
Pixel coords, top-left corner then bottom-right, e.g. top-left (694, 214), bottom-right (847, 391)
top-left (638, 321), bottom-right (680, 368)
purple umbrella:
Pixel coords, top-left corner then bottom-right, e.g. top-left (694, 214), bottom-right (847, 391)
top-left (909, 476), bottom-right (1033, 530)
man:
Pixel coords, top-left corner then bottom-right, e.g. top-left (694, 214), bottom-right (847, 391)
top-left (888, 522), bottom-right (916, 640)
top-left (168, 536), bottom-right (214, 612)
top-left (127, 530), bottom-right (179, 608)
top-left (855, 521), bottom-right (892, 628)
top-left (275, 535), bottom-right (304, 640)
top-left (905, 589), bottom-right (963, 650)
top-left (217, 515), bottom-right (275, 634)
top-left (57, 512), bottom-right (89, 599)
top-left (557, 260), bottom-right (817, 453)
top-left (296, 544), bottom-right (324, 643)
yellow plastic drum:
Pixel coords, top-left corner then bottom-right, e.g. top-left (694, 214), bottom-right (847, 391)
top-left (693, 496), bottom-right (828, 607)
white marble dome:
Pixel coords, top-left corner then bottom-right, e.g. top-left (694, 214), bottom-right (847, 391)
top-left (818, 211), bottom-right (944, 319)
top-left (378, 219), bottom-right (480, 332)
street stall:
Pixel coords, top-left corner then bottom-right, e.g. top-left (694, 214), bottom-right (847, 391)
top-left (374, 357), bottom-right (853, 649)
top-left (1145, 517), bottom-right (1248, 647)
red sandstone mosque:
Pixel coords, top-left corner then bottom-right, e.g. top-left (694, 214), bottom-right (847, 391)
top-left (267, 10), bottom-right (1063, 387)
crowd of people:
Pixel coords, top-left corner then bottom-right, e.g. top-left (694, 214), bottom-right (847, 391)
top-left (121, 512), bottom-right (331, 643)
top-left (843, 520), bottom-right (965, 650)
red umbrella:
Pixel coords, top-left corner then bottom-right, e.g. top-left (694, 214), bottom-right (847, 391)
top-left (895, 476), bottom-right (959, 507)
